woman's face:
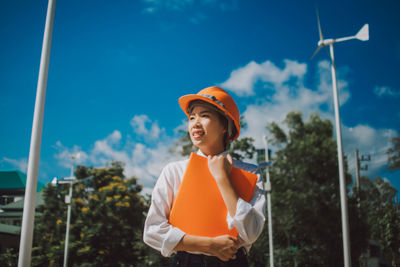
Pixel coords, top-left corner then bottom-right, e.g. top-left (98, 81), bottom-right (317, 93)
top-left (188, 105), bottom-right (227, 156)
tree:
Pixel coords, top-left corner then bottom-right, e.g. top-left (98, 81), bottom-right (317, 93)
top-left (357, 176), bottom-right (400, 266)
top-left (256, 111), bottom-right (368, 266)
top-left (0, 248), bottom-right (18, 267)
top-left (31, 162), bottom-right (148, 266)
top-left (31, 182), bottom-right (68, 265)
top-left (387, 130), bottom-right (400, 172)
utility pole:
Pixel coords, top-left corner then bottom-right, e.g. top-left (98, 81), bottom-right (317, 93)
top-left (355, 149), bottom-right (370, 190)
top-left (355, 149), bottom-right (360, 194)
top-left (355, 149), bottom-right (370, 209)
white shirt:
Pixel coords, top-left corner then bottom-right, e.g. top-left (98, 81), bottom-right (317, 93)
top-left (143, 150), bottom-right (266, 257)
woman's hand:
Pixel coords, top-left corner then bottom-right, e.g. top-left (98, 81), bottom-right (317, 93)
top-left (207, 154), bottom-right (233, 182)
top-left (207, 154), bottom-right (239, 217)
top-left (174, 234), bottom-right (243, 262)
top-left (209, 235), bottom-right (241, 262)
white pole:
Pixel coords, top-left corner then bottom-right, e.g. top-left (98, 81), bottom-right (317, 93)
top-left (63, 159), bottom-right (75, 267)
top-left (63, 183), bottom-right (73, 267)
top-left (263, 135), bottom-right (274, 267)
top-left (329, 43), bottom-right (352, 267)
top-left (18, 0), bottom-right (56, 266)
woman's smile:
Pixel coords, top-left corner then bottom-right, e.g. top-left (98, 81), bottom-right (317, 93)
top-left (191, 129), bottom-right (205, 140)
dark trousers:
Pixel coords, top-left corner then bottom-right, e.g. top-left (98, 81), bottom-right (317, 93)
top-left (171, 248), bottom-right (249, 267)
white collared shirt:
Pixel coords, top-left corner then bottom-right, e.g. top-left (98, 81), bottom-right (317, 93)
top-left (143, 150), bottom-right (266, 257)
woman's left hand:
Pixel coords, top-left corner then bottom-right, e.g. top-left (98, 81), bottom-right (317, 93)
top-left (207, 154), bottom-right (233, 182)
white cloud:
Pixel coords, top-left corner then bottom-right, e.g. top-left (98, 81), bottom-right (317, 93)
top-left (53, 141), bottom-right (88, 169)
top-left (1, 157), bottom-right (28, 172)
top-left (374, 86), bottom-right (400, 97)
top-left (130, 114), bottom-right (163, 140)
top-left (220, 59), bottom-right (307, 96)
top-left (54, 122), bottom-right (184, 195)
top-left (221, 58), bottom-right (394, 182)
top-left (92, 131), bottom-right (130, 165)
top-left (316, 60), bottom-right (350, 105)
top-left (222, 59), bottom-right (350, 148)
top-left (342, 125), bottom-right (395, 179)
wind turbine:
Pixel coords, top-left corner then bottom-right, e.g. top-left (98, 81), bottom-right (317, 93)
top-left (311, 10), bottom-right (369, 267)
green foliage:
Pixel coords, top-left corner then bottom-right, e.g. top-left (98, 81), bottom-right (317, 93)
top-left (387, 130), bottom-right (400, 172)
top-left (357, 176), bottom-right (400, 265)
top-left (0, 248), bottom-right (18, 267)
top-left (32, 182), bottom-right (67, 266)
top-left (255, 111), bottom-right (368, 266)
top-left (31, 162), bottom-right (149, 266)
top-left (228, 137), bottom-right (256, 161)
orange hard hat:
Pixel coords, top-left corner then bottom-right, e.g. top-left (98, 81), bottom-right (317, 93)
top-left (179, 86), bottom-right (240, 141)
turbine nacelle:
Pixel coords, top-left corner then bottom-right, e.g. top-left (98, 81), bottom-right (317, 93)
top-left (311, 9), bottom-right (369, 59)
top-left (318, 38), bottom-right (335, 47)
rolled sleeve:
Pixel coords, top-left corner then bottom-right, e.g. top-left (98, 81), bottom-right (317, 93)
top-left (161, 227), bottom-right (186, 257)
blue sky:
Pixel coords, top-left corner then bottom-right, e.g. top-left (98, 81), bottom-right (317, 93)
top-left (0, 0), bottom-right (399, 195)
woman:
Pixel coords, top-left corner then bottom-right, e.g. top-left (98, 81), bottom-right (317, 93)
top-left (143, 86), bottom-right (266, 267)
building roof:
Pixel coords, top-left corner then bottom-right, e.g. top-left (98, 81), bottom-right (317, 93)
top-left (0, 223), bottom-right (20, 235)
top-left (0, 191), bottom-right (44, 212)
top-left (0, 211), bottom-right (24, 217)
top-left (0, 170), bottom-right (44, 192)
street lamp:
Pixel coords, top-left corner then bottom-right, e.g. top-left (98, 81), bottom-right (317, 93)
top-left (54, 175), bottom-right (93, 267)
top-left (256, 136), bottom-right (274, 267)
top-left (263, 135), bottom-right (274, 267)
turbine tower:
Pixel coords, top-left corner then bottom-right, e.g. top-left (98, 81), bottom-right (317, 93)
top-left (311, 10), bottom-right (369, 267)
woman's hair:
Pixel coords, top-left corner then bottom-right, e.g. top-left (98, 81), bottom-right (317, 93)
top-left (188, 100), bottom-right (237, 150)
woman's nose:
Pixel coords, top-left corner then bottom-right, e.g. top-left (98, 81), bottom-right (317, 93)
top-left (192, 116), bottom-right (201, 126)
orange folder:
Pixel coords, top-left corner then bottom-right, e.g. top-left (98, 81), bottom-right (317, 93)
top-left (169, 153), bottom-right (258, 237)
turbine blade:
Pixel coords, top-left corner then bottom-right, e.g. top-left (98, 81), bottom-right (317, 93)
top-left (356, 24), bottom-right (369, 41)
top-left (316, 8), bottom-right (324, 41)
top-left (311, 45), bottom-right (323, 59)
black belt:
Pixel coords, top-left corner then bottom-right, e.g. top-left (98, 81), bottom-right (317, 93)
top-left (172, 247), bottom-right (248, 267)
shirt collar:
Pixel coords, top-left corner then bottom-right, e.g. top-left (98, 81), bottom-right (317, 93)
top-left (196, 149), bottom-right (229, 158)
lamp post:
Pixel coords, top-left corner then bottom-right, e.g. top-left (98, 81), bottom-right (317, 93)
top-left (256, 136), bottom-right (274, 267)
top-left (59, 177), bottom-right (74, 267)
top-left (56, 174), bottom-right (93, 267)
top-left (263, 135), bottom-right (274, 267)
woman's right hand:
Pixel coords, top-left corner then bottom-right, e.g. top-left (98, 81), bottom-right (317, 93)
top-left (209, 235), bottom-right (241, 262)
